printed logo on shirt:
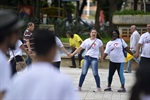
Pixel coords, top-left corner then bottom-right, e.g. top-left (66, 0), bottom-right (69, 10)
top-left (144, 36), bottom-right (150, 44)
top-left (114, 43), bottom-right (118, 47)
top-left (92, 43), bottom-right (96, 49)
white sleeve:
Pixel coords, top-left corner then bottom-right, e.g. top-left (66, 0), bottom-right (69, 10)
top-left (122, 39), bottom-right (128, 48)
top-left (80, 40), bottom-right (86, 49)
top-left (104, 42), bottom-right (111, 54)
top-left (98, 39), bottom-right (103, 47)
top-left (138, 35), bottom-right (144, 45)
top-left (56, 37), bottom-right (63, 48)
top-left (17, 40), bottom-right (23, 47)
top-left (62, 78), bottom-right (79, 100)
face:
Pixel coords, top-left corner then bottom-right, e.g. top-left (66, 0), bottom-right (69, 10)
top-left (147, 24), bottom-right (150, 32)
top-left (29, 24), bottom-right (35, 31)
top-left (130, 27), bottom-right (135, 33)
top-left (8, 30), bottom-right (19, 50)
top-left (90, 30), bottom-right (97, 38)
top-left (111, 31), bottom-right (118, 40)
top-left (66, 34), bottom-right (70, 38)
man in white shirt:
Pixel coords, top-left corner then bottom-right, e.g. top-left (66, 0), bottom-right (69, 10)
top-left (134, 24), bottom-right (150, 67)
top-left (124, 25), bottom-right (140, 73)
top-left (0, 10), bottom-right (24, 100)
top-left (4, 29), bottom-right (78, 100)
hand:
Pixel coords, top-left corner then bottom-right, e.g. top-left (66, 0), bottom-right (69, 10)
top-left (66, 53), bottom-right (70, 57)
top-left (133, 53), bottom-right (139, 58)
top-left (68, 53), bottom-right (74, 58)
top-left (99, 57), bottom-right (104, 62)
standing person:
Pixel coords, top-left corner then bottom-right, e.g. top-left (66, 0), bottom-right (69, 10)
top-left (9, 39), bottom-right (30, 75)
top-left (124, 25), bottom-right (140, 73)
top-left (4, 29), bottom-right (78, 100)
top-left (23, 22), bottom-right (35, 65)
top-left (134, 24), bottom-right (150, 67)
top-left (0, 10), bottom-right (23, 100)
top-left (103, 30), bottom-right (133, 92)
top-left (69, 29), bottom-right (104, 92)
top-left (66, 31), bottom-right (84, 68)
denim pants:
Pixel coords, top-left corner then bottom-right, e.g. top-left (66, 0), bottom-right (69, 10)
top-left (79, 56), bottom-right (100, 88)
top-left (127, 57), bottom-right (140, 72)
top-left (25, 55), bottom-right (32, 66)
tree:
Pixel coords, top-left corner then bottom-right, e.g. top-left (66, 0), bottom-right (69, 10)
top-left (134, 0), bottom-right (138, 11)
top-left (79, 0), bottom-right (87, 17)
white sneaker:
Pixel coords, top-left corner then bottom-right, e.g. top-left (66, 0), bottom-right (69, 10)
top-left (75, 87), bottom-right (82, 91)
top-left (93, 88), bottom-right (101, 92)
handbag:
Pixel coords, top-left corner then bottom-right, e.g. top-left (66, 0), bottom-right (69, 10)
top-left (12, 51), bottom-right (27, 71)
top-left (120, 39), bottom-right (127, 57)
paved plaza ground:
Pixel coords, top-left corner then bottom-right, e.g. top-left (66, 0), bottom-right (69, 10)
top-left (61, 67), bottom-right (135, 100)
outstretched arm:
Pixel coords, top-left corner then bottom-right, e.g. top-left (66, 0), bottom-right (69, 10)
top-left (60, 46), bottom-right (69, 56)
top-left (99, 45), bottom-right (104, 61)
top-left (20, 45), bottom-right (30, 56)
top-left (125, 46), bottom-right (133, 55)
top-left (70, 47), bottom-right (83, 57)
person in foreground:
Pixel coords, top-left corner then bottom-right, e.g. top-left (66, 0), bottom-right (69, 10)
top-left (4, 29), bottom-right (78, 100)
top-left (0, 10), bottom-right (24, 100)
top-left (69, 29), bottom-right (104, 92)
top-left (103, 30), bottom-right (133, 92)
top-left (130, 60), bottom-right (150, 100)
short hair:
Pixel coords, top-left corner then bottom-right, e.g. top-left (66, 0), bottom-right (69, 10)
top-left (111, 30), bottom-right (120, 38)
top-left (27, 22), bottom-right (34, 27)
top-left (131, 25), bottom-right (137, 30)
top-left (66, 31), bottom-right (73, 38)
top-left (33, 29), bottom-right (56, 56)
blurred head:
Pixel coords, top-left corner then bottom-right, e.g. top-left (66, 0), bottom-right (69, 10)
top-left (130, 25), bottom-right (137, 33)
top-left (90, 29), bottom-right (97, 39)
top-left (27, 22), bottom-right (35, 31)
top-left (33, 29), bottom-right (56, 62)
top-left (110, 30), bottom-right (120, 40)
top-left (0, 10), bottom-right (24, 50)
top-left (66, 31), bottom-right (74, 38)
top-left (147, 24), bottom-right (150, 32)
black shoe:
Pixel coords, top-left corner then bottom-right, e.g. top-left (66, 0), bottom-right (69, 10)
top-left (118, 88), bottom-right (126, 92)
top-left (69, 66), bottom-right (76, 68)
top-left (104, 87), bottom-right (112, 91)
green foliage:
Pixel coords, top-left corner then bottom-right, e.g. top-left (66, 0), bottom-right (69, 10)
top-left (114, 9), bottom-right (150, 15)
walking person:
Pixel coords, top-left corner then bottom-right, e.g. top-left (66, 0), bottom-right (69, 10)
top-left (124, 25), bottom-right (140, 73)
top-left (4, 29), bottom-right (78, 100)
top-left (103, 30), bottom-right (133, 92)
top-left (134, 24), bottom-right (150, 67)
top-left (69, 29), bottom-right (104, 92)
top-left (0, 10), bottom-right (23, 100)
top-left (9, 39), bottom-right (31, 76)
top-left (66, 31), bottom-right (84, 68)
top-left (23, 22), bottom-right (35, 65)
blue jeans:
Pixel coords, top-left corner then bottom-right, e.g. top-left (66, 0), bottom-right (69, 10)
top-left (127, 57), bottom-right (140, 72)
top-left (26, 55), bottom-right (32, 66)
top-left (79, 56), bottom-right (100, 88)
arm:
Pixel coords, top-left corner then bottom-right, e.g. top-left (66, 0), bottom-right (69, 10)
top-left (125, 46), bottom-right (133, 55)
top-left (20, 45), bottom-right (30, 56)
top-left (103, 53), bottom-right (108, 60)
top-left (99, 45), bottom-right (104, 61)
top-left (0, 92), bottom-right (4, 100)
top-left (26, 40), bottom-right (32, 53)
top-left (134, 43), bottom-right (142, 58)
top-left (70, 47), bottom-right (83, 57)
top-left (60, 46), bottom-right (69, 56)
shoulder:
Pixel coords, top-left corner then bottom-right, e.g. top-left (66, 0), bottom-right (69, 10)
top-left (140, 32), bottom-right (147, 37)
top-left (83, 38), bottom-right (90, 42)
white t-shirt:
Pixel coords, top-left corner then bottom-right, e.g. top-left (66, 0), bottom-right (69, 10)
top-left (0, 50), bottom-right (11, 92)
top-left (4, 62), bottom-right (78, 100)
top-left (138, 32), bottom-right (150, 58)
top-left (80, 38), bottom-right (103, 59)
top-left (9, 40), bottom-right (23, 60)
top-left (130, 30), bottom-right (140, 51)
top-left (104, 38), bottom-right (128, 63)
top-left (53, 37), bottom-right (64, 62)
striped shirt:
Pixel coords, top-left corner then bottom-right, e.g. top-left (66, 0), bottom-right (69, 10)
top-left (23, 29), bottom-right (34, 51)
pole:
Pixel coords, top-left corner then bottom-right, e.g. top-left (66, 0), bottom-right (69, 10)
top-left (87, 0), bottom-right (90, 16)
top-left (143, 0), bottom-right (146, 12)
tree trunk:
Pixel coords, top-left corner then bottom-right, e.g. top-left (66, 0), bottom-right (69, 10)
top-left (134, 0), bottom-right (138, 11)
top-left (76, 1), bottom-right (80, 18)
top-left (108, 0), bottom-right (117, 32)
top-left (79, 0), bottom-right (87, 17)
top-left (95, 0), bottom-right (102, 31)
top-left (143, 0), bottom-right (146, 12)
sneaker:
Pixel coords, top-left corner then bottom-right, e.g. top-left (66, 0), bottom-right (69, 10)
top-left (69, 66), bottom-right (76, 68)
top-left (118, 88), bottom-right (126, 92)
top-left (124, 70), bottom-right (131, 73)
top-left (93, 88), bottom-right (101, 92)
top-left (76, 87), bottom-right (82, 91)
top-left (104, 87), bottom-right (112, 91)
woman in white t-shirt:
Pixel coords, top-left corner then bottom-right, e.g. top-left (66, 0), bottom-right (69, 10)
top-left (9, 40), bottom-right (30, 76)
top-left (52, 37), bottom-right (69, 70)
top-left (70, 29), bottom-right (104, 92)
top-left (103, 30), bottom-right (133, 92)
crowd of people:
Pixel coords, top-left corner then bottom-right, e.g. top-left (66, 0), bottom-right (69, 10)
top-left (0, 9), bottom-right (150, 100)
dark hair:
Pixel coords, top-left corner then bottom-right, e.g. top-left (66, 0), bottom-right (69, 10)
top-left (27, 22), bottom-right (34, 27)
top-left (33, 29), bottom-right (56, 56)
top-left (110, 30), bottom-right (120, 38)
top-left (130, 61), bottom-right (150, 100)
top-left (66, 31), bottom-right (74, 38)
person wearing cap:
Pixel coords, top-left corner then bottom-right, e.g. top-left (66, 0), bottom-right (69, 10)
top-left (23, 22), bottom-right (35, 65)
top-left (0, 10), bottom-right (23, 100)
top-left (66, 31), bottom-right (84, 68)
top-left (134, 24), bottom-right (150, 66)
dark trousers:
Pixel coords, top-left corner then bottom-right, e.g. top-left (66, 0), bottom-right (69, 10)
top-left (52, 61), bottom-right (61, 71)
top-left (108, 61), bottom-right (125, 86)
top-left (139, 57), bottom-right (150, 67)
top-left (71, 48), bottom-right (84, 66)
top-left (26, 55), bottom-right (32, 66)
top-left (10, 56), bottom-right (24, 76)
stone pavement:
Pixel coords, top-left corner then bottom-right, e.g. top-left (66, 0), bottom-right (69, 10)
top-left (61, 67), bottom-right (135, 100)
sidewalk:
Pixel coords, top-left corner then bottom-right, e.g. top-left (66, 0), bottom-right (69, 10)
top-left (61, 67), bottom-right (135, 100)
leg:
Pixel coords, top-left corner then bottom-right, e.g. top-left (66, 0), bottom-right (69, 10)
top-left (78, 49), bottom-right (84, 66)
top-left (91, 57), bottom-right (100, 88)
top-left (126, 59), bottom-right (133, 73)
top-left (70, 48), bottom-right (76, 67)
top-left (78, 56), bottom-right (90, 87)
top-left (10, 58), bottom-right (16, 76)
top-left (52, 61), bottom-right (61, 71)
top-left (25, 55), bottom-right (32, 66)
